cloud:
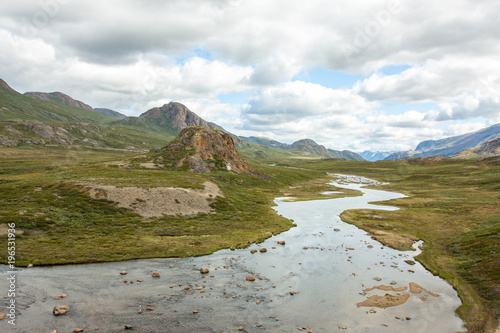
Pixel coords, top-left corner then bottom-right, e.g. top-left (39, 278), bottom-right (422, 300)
top-left (366, 110), bottom-right (429, 128)
top-left (242, 81), bottom-right (375, 127)
top-left (0, 0), bottom-right (499, 151)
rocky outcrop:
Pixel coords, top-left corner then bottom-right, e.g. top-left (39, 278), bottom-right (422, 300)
top-left (154, 126), bottom-right (261, 177)
top-left (0, 134), bottom-right (19, 147)
top-left (0, 121), bottom-right (104, 147)
top-left (24, 91), bottom-right (94, 111)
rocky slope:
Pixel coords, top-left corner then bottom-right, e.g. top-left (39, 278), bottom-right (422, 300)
top-left (453, 137), bottom-right (500, 159)
top-left (150, 126), bottom-right (261, 177)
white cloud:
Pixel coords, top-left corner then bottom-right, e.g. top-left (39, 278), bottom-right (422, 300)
top-left (0, 0), bottom-right (499, 151)
top-left (242, 81), bottom-right (375, 127)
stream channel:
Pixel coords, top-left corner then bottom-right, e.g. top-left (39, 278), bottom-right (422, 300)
top-left (0, 174), bottom-right (464, 332)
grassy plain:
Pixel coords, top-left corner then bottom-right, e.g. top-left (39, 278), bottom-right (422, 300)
top-left (0, 146), bottom-right (327, 265)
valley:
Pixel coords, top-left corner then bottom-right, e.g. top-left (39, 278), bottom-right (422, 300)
top-left (0, 78), bottom-right (499, 332)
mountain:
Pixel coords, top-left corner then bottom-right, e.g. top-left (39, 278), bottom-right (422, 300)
top-left (415, 123), bottom-right (500, 156)
top-left (290, 139), bottom-right (331, 156)
top-left (122, 102), bottom-right (215, 130)
top-left (94, 108), bottom-right (127, 119)
top-left (240, 136), bottom-right (290, 149)
top-left (385, 123), bottom-right (500, 160)
top-left (149, 126), bottom-right (261, 177)
top-left (0, 78), bottom-right (175, 148)
top-left (240, 136), bottom-right (363, 161)
top-left (0, 79), bottom-right (112, 124)
top-left (115, 101), bottom-right (222, 140)
top-left (359, 150), bottom-right (393, 162)
top-left (24, 91), bottom-right (94, 111)
top-left (453, 137), bottom-right (500, 159)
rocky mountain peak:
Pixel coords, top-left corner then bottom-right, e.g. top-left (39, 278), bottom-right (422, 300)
top-left (24, 91), bottom-right (94, 111)
top-left (140, 102), bottom-right (211, 130)
top-left (154, 126), bottom-right (261, 177)
top-left (291, 138), bottom-right (319, 148)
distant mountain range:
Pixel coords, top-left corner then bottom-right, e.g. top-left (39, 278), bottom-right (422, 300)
top-left (385, 123), bottom-right (500, 160)
top-left (242, 137), bottom-right (364, 161)
top-left (359, 151), bottom-right (394, 162)
top-left (1, 78), bottom-right (498, 161)
top-left (0, 78), bottom-right (363, 161)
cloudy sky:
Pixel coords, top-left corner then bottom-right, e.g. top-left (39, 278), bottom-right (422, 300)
top-left (1, 0), bottom-right (499, 151)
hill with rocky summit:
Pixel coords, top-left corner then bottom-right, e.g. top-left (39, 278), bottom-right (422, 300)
top-left (121, 102), bottom-right (217, 131)
top-left (150, 126), bottom-right (261, 177)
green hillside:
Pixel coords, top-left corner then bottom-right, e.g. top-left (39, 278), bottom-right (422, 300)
top-left (0, 79), bottom-right (113, 124)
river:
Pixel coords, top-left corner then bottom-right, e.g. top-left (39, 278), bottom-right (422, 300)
top-left (0, 175), bottom-right (464, 332)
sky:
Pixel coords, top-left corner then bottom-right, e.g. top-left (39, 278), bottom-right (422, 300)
top-left (1, 0), bottom-right (499, 152)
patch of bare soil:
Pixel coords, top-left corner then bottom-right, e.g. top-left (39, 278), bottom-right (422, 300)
top-left (357, 293), bottom-right (410, 308)
top-left (78, 181), bottom-right (224, 217)
top-left (357, 282), bottom-right (440, 308)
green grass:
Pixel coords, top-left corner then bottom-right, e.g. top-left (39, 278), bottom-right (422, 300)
top-left (0, 146), bottom-right (325, 266)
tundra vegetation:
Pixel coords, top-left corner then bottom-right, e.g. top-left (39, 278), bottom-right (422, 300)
top-left (0, 146), bottom-right (498, 332)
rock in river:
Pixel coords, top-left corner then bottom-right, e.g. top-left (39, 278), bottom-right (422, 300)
top-left (53, 305), bottom-right (69, 315)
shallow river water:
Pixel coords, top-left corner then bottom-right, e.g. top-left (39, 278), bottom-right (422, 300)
top-left (0, 175), bottom-right (464, 332)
